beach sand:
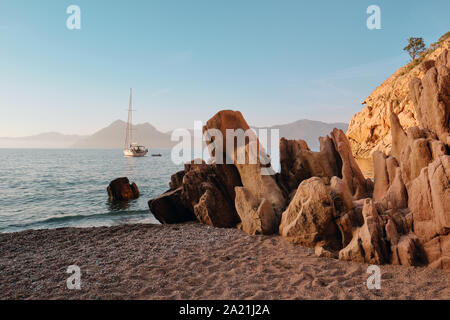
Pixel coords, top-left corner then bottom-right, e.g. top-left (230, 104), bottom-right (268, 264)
top-left (0, 222), bottom-right (448, 300)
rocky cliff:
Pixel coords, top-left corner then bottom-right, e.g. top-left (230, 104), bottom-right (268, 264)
top-left (347, 32), bottom-right (450, 159)
top-left (148, 47), bottom-right (449, 271)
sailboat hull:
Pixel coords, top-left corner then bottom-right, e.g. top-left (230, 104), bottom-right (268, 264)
top-left (123, 149), bottom-right (148, 157)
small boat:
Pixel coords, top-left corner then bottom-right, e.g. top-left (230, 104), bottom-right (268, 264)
top-left (123, 88), bottom-right (148, 157)
top-left (151, 153), bottom-right (162, 157)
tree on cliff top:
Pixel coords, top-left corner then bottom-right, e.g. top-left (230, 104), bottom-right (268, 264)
top-left (403, 37), bottom-right (426, 61)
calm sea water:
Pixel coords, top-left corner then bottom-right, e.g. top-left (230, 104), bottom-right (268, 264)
top-left (0, 149), bottom-right (182, 233)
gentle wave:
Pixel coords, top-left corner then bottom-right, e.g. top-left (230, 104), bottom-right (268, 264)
top-left (1, 209), bottom-right (156, 232)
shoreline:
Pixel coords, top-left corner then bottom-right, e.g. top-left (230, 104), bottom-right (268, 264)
top-left (0, 222), bottom-right (448, 300)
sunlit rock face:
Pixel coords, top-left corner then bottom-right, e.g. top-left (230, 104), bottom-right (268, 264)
top-left (346, 36), bottom-right (450, 159)
top-left (203, 110), bottom-right (286, 234)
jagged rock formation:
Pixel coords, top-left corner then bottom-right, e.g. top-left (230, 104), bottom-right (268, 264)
top-left (149, 161), bottom-right (242, 227)
top-left (182, 162), bottom-right (242, 228)
top-left (331, 129), bottom-right (373, 199)
top-left (150, 110), bottom-right (286, 233)
top-left (280, 130), bottom-right (373, 200)
top-left (338, 48), bottom-right (449, 270)
top-left (339, 199), bottom-right (389, 265)
top-left (203, 110), bottom-right (287, 234)
top-left (280, 137), bottom-right (340, 192)
top-left (371, 48), bottom-right (449, 269)
top-left (409, 48), bottom-right (450, 146)
top-left (234, 187), bottom-right (278, 235)
top-left (148, 48), bottom-right (449, 270)
top-left (347, 33), bottom-right (450, 159)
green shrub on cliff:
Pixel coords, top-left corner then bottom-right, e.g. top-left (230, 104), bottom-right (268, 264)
top-left (400, 32), bottom-right (449, 75)
top-left (403, 37), bottom-right (426, 61)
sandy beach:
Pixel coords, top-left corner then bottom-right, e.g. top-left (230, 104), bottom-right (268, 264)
top-left (0, 222), bottom-right (448, 300)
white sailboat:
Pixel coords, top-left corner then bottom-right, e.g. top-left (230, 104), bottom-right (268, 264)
top-left (123, 88), bottom-right (149, 157)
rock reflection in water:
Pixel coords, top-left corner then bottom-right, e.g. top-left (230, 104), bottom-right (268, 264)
top-left (107, 199), bottom-right (132, 211)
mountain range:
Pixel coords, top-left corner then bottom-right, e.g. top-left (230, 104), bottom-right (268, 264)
top-left (0, 119), bottom-right (348, 150)
top-left (0, 132), bottom-right (87, 149)
top-left (72, 120), bottom-right (174, 149)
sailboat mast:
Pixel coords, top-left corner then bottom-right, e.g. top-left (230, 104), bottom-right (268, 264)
top-left (125, 88), bottom-right (133, 149)
top-left (129, 88), bottom-right (133, 146)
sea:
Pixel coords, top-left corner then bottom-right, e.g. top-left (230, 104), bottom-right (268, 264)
top-left (0, 148), bottom-right (375, 234)
top-left (0, 148), bottom-right (182, 233)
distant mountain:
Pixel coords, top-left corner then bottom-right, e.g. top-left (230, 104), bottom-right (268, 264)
top-left (72, 120), bottom-right (175, 149)
top-left (0, 132), bottom-right (86, 148)
top-left (253, 119), bottom-right (348, 150)
top-left (0, 119), bottom-right (348, 150)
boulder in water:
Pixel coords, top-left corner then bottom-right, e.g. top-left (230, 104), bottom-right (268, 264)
top-left (107, 177), bottom-right (140, 201)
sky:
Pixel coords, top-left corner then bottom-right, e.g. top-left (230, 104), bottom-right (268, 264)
top-left (0, 0), bottom-right (449, 137)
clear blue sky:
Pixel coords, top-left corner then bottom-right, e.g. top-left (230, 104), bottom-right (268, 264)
top-left (0, 0), bottom-right (449, 136)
